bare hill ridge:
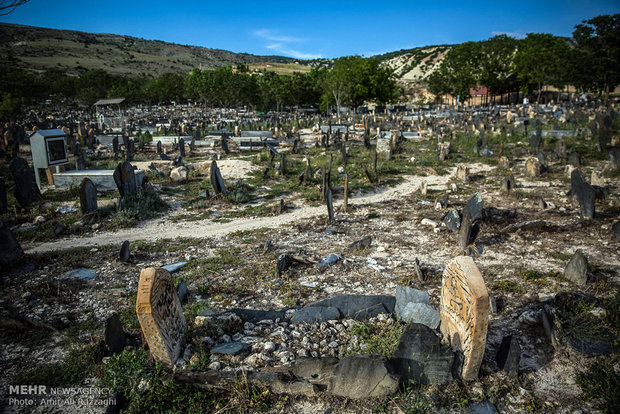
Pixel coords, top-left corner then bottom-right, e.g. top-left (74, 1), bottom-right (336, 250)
top-left (0, 23), bottom-right (301, 77)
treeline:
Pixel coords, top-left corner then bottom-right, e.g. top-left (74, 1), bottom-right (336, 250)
top-left (428, 14), bottom-right (619, 104)
top-left (0, 55), bottom-right (398, 118)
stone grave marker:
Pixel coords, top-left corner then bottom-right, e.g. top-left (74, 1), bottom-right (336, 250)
top-left (120, 240), bottom-right (130, 263)
top-left (76, 151), bottom-right (86, 170)
top-left (570, 169), bottom-right (595, 219)
top-left (136, 267), bottom-right (187, 368)
top-left (326, 187), bottom-right (335, 223)
top-left (440, 256), bottom-right (489, 381)
top-left (9, 157), bottom-right (41, 208)
top-left (156, 140), bottom-right (162, 155)
top-left (210, 160), bottom-right (227, 195)
top-left (112, 136), bottom-right (119, 157)
top-left (113, 161), bottom-right (138, 199)
top-left (79, 177), bottom-right (98, 215)
top-left (221, 136), bottom-right (229, 154)
top-left (179, 138), bottom-right (185, 157)
top-left (0, 224), bottom-right (24, 268)
top-left (0, 177), bottom-right (7, 214)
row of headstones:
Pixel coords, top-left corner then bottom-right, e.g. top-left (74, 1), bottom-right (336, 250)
top-left (135, 255), bottom-right (491, 383)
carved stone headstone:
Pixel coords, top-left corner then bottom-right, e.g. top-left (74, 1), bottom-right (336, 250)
top-left (113, 161), bottom-right (137, 199)
top-left (210, 160), bottom-right (227, 195)
top-left (136, 267), bottom-right (187, 368)
top-left (440, 256), bottom-right (489, 381)
top-left (570, 169), bottom-right (595, 219)
top-left (9, 157), bottom-right (41, 208)
top-left (326, 187), bottom-right (335, 223)
top-left (179, 138), bottom-right (185, 157)
top-left (0, 224), bottom-right (24, 268)
top-left (156, 140), bottom-right (162, 155)
top-left (79, 177), bottom-right (98, 215)
top-left (456, 164), bottom-right (469, 182)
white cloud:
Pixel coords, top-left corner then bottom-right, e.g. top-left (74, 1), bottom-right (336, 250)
top-left (254, 29), bottom-right (323, 59)
top-left (490, 31), bottom-right (527, 39)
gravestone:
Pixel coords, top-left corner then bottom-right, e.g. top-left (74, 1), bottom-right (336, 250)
top-left (136, 267), bottom-right (187, 367)
top-left (221, 136), bottom-right (229, 154)
top-left (79, 177), bottom-right (98, 215)
top-left (530, 126), bottom-right (541, 154)
top-left (9, 157), bottom-right (41, 208)
top-left (210, 160), bottom-right (227, 195)
top-left (326, 187), bottom-right (335, 223)
top-left (113, 161), bottom-right (138, 199)
top-left (179, 138), bottom-right (185, 157)
top-left (440, 256), bottom-right (490, 381)
top-left (0, 177), bottom-right (7, 214)
top-left (0, 224), bottom-right (24, 268)
top-left (119, 240), bottom-right (130, 263)
top-left (456, 164), bottom-right (469, 182)
top-left (112, 136), bottom-right (119, 157)
top-left (570, 169), bottom-right (595, 219)
top-left (156, 141), bottom-right (162, 155)
top-left (76, 151), bottom-right (86, 170)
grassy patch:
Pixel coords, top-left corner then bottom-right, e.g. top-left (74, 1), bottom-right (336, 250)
top-left (11, 346), bottom-right (94, 388)
top-left (492, 279), bottom-right (526, 294)
top-left (346, 320), bottom-right (404, 356)
top-left (576, 361), bottom-right (620, 413)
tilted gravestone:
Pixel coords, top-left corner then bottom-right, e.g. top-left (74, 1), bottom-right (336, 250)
top-left (0, 177), bottom-right (7, 214)
top-left (112, 136), bottom-right (120, 156)
top-left (79, 177), bottom-right (98, 215)
top-left (210, 160), bottom-right (227, 195)
top-left (326, 187), bottom-right (335, 222)
top-left (9, 157), bottom-right (41, 208)
top-left (570, 169), bottom-right (595, 219)
top-left (113, 161), bottom-right (138, 199)
top-left (136, 267), bottom-right (187, 368)
top-left (0, 224), bottom-right (24, 268)
top-left (179, 138), bottom-right (185, 157)
top-left (156, 141), bottom-right (162, 155)
top-left (440, 256), bottom-right (489, 381)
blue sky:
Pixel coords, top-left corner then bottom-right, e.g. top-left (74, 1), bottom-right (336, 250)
top-left (1, 0), bottom-right (618, 59)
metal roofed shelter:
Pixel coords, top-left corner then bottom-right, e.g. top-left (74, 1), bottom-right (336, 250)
top-left (94, 98), bottom-right (126, 132)
top-left (29, 129), bottom-right (69, 189)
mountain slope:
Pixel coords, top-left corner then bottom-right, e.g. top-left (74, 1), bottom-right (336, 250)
top-left (0, 23), bottom-right (302, 77)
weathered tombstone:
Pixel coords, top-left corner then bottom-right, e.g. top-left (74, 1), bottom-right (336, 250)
top-left (495, 335), bottom-right (520, 378)
top-left (440, 256), bottom-right (490, 381)
top-left (179, 138), bottom-right (185, 157)
top-left (456, 164), bottom-right (469, 182)
top-left (119, 240), bottom-right (130, 263)
top-left (609, 147), bottom-right (620, 170)
top-left (79, 177), bottom-right (98, 215)
top-left (9, 157), bottom-right (41, 208)
top-left (537, 150), bottom-right (548, 172)
top-left (326, 187), bottom-right (335, 223)
top-left (564, 249), bottom-right (588, 285)
top-left (458, 212), bottom-right (473, 249)
top-left (136, 267), bottom-right (187, 368)
top-left (530, 125), bottom-right (541, 154)
top-left (525, 157), bottom-right (541, 177)
top-left (112, 136), bottom-right (120, 157)
top-left (221, 136), bottom-right (229, 154)
top-left (570, 169), bottom-right (595, 219)
top-left (113, 161), bottom-right (138, 199)
top-left (76, 151), bottom-right (86, 170)
top-left (156, 140), bottom-right (162, 155)
top-left (554, 138), bottom-right (567, 160)
top-left (210, 160), bottom-right (227, 195)
top-left (104, 313), bottom-right (127, 355)
top-left (0, 177), bottom-right (7, 214)
top-left (0, 224), bottom-right (24, 268)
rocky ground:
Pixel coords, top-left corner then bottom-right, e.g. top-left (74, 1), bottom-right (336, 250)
top-left (1, 124), bottom-right (619, 413)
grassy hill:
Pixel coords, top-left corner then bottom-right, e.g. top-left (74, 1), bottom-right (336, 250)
top-left (0, 23), bottom-right (310, 77)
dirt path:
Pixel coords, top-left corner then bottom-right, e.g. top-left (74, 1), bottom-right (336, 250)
top-left (22, 164), bottom-right (493, 254)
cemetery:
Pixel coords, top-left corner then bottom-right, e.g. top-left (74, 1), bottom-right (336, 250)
top-left (0, 5), bottom-right (619, 412)
top-left (0, 99), bottom-right (618, 413)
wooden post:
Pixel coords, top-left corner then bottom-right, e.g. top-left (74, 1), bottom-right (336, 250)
top-left (343, 174), bottom-right (349, 212)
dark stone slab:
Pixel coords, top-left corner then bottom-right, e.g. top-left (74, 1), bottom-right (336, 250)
top-left (609, 147), bottom-right (620, 169)
top-left (495, 335), bottom-right (520, 378)
top-left (462, 193), bottom-right (483, 222)
top-left (113, 161), bottom-right (137, 199)
top-left (218, 308), bottom-right (290, 324)
top-left (309, 295), bottom-right (396, 321)
top-left (348, 236), bottom-right (372, 251)
top-left (570, 169), bottom-right (595, 219)
top-left (104, 313), bottom-right (127, 355)
top-left (210, 160), bottom-right (227, 195)
top-left (210, 341), bottom-right (250, 355)
top-left (564, 249), bottom-right (588, 285)
top-left (119, 240), bottom-right (130, 262)
top-left (395, 285), bottom-right (429, 320)
top-left (0, 225), bottom-right (24, 269)
top-left (328, 355), bottom-right (399, 399)
top-left (568, 151), bottom-right (581, 167)
top-left (389, 323), bottom-right (454, 385)
top-left (326, 187), bottom-right (335, 222)
top-left (458, 212), bottom-right (472, 249)
top-left (161, 261), bottom-right (188, 273)
top-left (292, 306), bottom-right (341, 324)
top-left (9, 157), bottom-right (41, 208)
top-left (444, 209), bottom-right (461, 232)
top-left (176, 279), bottom-right (188, 304)
top-left (79, 177), bottom-right (98, 215)
top-left (466, 401), bottom-right (499, 414)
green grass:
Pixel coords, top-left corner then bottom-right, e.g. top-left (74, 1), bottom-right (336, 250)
top-left (492, 279), bottom-right (526, 294)
top-left (576, 362), bottom-right (620, 413)
top-left (346, 321), bottom-right (404, 356)
top-left (11, 346), bottom-right (94, 388)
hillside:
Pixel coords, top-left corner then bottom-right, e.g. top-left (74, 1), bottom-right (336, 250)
top-left (376, 45), bottom-right (451, 81)
top-left (0, 23), bottom-right (307, 78)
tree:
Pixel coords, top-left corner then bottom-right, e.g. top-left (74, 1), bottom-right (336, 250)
top-left (573, 14), bottom-right (620, 105)
top-left (479, 35), bottom-right (519, 103)
top-left (514, 33), bottom-right (571, 103)
top-left (0, 0), bottom-right (29, 16)
top-left (428, 42), bottom-right (482, 103)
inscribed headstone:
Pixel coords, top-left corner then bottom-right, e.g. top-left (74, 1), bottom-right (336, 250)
top-left (9, 157), bottom-right (41, 208)
top-left (440, 256), bottom-right (489, 380)
top-left (136, 267), bottom-right (187, 367)
top-left (79, 177), bottom-right (98, 214)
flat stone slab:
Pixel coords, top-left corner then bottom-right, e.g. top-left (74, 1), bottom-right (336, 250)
top-left (399, 302), bottom-right (440, 330)
top-left (395, 285), bottom-right (429, 320)
top-left (64, 267), bottom-right (97, 281)
top-left (161, 261), bottom-right (189, 273)
top-left (54, 169), bottom-right (144, 191)
top-left (210, 342), bottom-right (250, 355)
top-left (328, 355), bottom-right (399, 399)
top-left (292, 306), bottom-right (341, 324)
top-left (309, 295), bottom-right (396, 321)
top-left (211, 308), bottom-right (290, 324)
